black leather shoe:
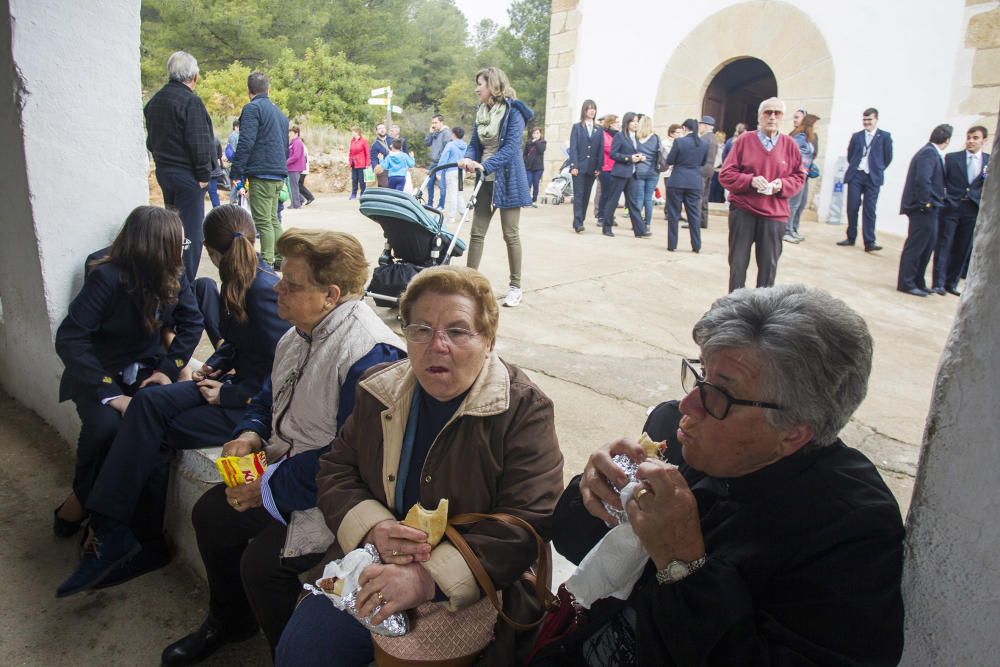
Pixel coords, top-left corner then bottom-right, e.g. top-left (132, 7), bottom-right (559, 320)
top-left (899, 287), bottom-right (928, 297)
top-left (161, 618), bottom-right (257, 666)
top-left (946, 286), bottom-right (961, 296)
top-left (94, 540), bottom-right (171, 589)
top-left (602, 229), bottom-right (615, 237)
top-left (836, 239), bottom-right (855, 247)
top-left (573, 226), bottom-right (584, 234)
top-left (930, 287), bottom-right (946, 296)
top-left (864, 244), bottom-right (883, 252)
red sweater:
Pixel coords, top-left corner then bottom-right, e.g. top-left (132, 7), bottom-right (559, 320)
top-left (349, 136), bottom-right (370, 168)
top-left (719, 132), bottom-right (804, 220)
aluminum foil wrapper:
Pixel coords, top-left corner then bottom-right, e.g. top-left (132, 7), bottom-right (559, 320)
top-left (303, 543), bottom-right (409, 637)
top-left (603, 454), bottom-right (640, 525)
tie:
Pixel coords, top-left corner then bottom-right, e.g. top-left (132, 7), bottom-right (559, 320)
top-left (968, 154), bottom-right (979, 183)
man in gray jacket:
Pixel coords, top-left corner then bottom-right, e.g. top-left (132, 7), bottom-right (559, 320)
top-left (699, 115), bottom-right (719, 229)
top-left (424, 114), bottom-right (453, 208)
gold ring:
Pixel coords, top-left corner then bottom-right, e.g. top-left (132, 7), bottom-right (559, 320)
top-left (233, 498), bottom-right (240, 507)
top-left (633, 487), bottom-right (651, 506)
top-left (376, 591), bottom-right (385, 604)
top-left (391, 549), bottom-right (401, 557)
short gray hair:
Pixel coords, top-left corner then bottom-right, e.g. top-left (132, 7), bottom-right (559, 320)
top-left (248, 72), bottom-right (270, 95)
top-left (167, 51), bottom-right (199, 83)
top-left (692, 285), bottom-right (873, 447)
top-left (758, 97), bottom-right (786, 117)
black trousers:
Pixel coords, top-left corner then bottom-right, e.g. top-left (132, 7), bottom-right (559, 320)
top-left (86, 382), bottom-right (243, 527)
top-left (845, 173), bottom-right (880, 247)
top-left (156, 166), bottom-right (206, 282)
top-left (571, 172), bottom-right (597, 230)
top-left (193, 484), bottom-right (324, 651)
top-left (602, 176), bottom-right (647, 236)
top-left (933, 201), bottom-right (978, 290)
top-left (898, 208), bottom-right (939, 291)
top-left (666, 188), bottom-right (702, 251)
top-left (727, 206), bottom-right (785, 292)
top-left (193, 277), bottom-right (223, 347)
top-left (298, 174), bottom-right (314, 203)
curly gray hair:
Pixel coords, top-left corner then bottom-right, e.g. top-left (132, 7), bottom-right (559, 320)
top-left (692, 285), bottom-right (873, 447)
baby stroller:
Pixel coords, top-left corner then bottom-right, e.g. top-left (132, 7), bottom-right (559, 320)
top-left (361, 162), bottom-right (484, 308)
top-left (541, 162), bottom-right (573, 205)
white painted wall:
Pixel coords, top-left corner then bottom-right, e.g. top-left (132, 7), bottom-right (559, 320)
top-left (0, 0), bottom-right (147, 439)
top-left (900, 118), bottom-right (1000, 664)
top-left (567, 0), bottom-right (992, 237)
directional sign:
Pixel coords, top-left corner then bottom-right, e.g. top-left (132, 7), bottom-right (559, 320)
top-left (370, 86), bottom-right (390, 96)
top-left (390, 105), bottom-right (403, 114)
top-left (368, 97), bottom-right (388, 106)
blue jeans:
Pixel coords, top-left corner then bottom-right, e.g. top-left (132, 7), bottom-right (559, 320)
top-left (276, 594), bottom-right (373, 667)
top-left (207, 178), bottom-right (221, 207)
top-left (527, 169), bottom-right (543, 203)
top-left (426, 162), bottom-right (446, 208)
top-left (636, 174), bottom-right (658, 229)
top-left (786, 178), bottom-right (809, 235)
top-left (388, 175), bottom-right (406, 191)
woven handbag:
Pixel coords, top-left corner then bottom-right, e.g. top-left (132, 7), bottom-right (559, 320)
top-left (372, 512), bottom-right (559, 667)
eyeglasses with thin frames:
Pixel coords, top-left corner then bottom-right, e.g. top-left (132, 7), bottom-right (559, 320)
top-left (681, 358), bottom-right (783, 420)
top-left (402, 324), bottom-right (480, 347)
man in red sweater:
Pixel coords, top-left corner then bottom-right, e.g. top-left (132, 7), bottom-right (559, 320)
top-left (719, 98), bottom-right (805, 292)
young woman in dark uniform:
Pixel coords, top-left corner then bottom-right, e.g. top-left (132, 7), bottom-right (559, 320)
top-left (57, 205), bottom-right (291, 596)
top-left (53, 206), bottom-right (203, 541)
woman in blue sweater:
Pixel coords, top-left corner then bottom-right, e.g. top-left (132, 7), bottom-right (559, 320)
top-left (460, 66), bottom-right (533, 308)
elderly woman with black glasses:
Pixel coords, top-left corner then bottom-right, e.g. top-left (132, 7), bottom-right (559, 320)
top-left (277, 265), bottom-right (564, 667)
top-left (534, 285), bottom-right (904, 667)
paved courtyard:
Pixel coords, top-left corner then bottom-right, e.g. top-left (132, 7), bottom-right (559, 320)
top-left (0, 193), bottom-right (961, 665)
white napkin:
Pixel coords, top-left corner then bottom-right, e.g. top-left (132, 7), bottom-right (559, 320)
top-left (303, 547), bottom-right (374, 607)
top-left (564, 482), bottom-right (650, 608)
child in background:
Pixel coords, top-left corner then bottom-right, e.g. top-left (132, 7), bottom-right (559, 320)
top-left (438, 127), bottom-right (468, 225)
top-left (383, 140), bottom-right (414, 191)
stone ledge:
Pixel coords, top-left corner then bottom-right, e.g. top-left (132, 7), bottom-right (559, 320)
top-left (164, 446), bottom-right (224, 580)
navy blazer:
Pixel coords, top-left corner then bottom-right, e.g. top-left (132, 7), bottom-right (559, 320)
top-left (609, 131), bottom-right (645, 179)
top-left (666, 134), bottom-right (709, 190)
top-left (56, 262), bottom-right (204, 402)
top-left (569, 121), bottom-right (604, 175)
top-left (943, 149), bottom-right (989, 207)
top-left (845, 129), bottom-right (893, 186)
top-left (203, 259), bottom-right (290, 409)
top-left (900, 144), bottom-right (945, 214)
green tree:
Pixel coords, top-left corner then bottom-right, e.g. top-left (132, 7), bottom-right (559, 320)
top-left (439, 77), bottom-right (478, 129)
top-left (197, 61), bottom-right (252, 120)
top-left (269, 42), bottom-right (384, 127)
top-left (492, 0), bottom-right (550, 125)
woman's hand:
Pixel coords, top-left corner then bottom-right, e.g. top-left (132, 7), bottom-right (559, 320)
top-left (459, 159), bottom-right (483, 173)
top-left (626, 459), bottom-right (705, 569)
top-left (356, 563), bottom-right (436, 625)
top-left (108, 396), bottom-right (131, 415)
top-left (579, 437), bottom-right (647, 526)
top-left (224, 478), bottom-right (262, 512)
top-left (197, 379), bottom-right (223, 405)
top-left (140, 371), bottom-right (172, 388)
top-left (193, 364), bottom-right (222, 382)
top-left (221, 431), bottom-right (263, 457)
top-left (633, 153), bottom-right (646, 163)
top-left (364, 519), bottom-right (432, 565)
top-left (570, 167), bottom-right (579, 176)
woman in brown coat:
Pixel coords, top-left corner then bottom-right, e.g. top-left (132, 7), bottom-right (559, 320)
top-left (276, 265), bottom-right (564, 666)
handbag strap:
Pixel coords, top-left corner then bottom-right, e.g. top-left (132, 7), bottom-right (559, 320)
top-left (444, 512), bottom-right (559, 631)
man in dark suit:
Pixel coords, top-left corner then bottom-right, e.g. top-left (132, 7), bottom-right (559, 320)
top-left (569, 99), bottom-right (604, 233)
top-left (839, 107), bottom-right (893, 252)
top-left (897, 124), bottom-right (952, 297)
top-left (698, 115), bottom-right (719, 229)
top-left (932, 125), bottom-right (989, 296)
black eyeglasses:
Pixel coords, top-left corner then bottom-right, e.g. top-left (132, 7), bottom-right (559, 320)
top-left (681, 358), bottom-right (783, 420)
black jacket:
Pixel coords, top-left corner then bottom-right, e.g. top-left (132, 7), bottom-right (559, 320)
top-left (546, 401), bottom-right (905, 667)
top-left (569, 122), bottom-right (604, 175)
top-left (900, 143), bottom-right (945, 214)
top-left (523, 138), bottom-right (547, 171)
top-left (944, 149), bottom-right (989, 207)
top-left (201, 259), bottom-right (290, 409)
top-left (56, 262), bottom-right (204, 402)
top-left (230, 94), bottom-right (289, 181)
top-left (143, 80), bottom-right (215, 181)
top-left (666, 134), bottom-right (709, 190)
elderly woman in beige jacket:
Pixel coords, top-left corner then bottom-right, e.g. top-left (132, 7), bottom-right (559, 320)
top-left (277, 265), bottom-right (564, 667)
top-left (161, 229), bottom-right (404, 665)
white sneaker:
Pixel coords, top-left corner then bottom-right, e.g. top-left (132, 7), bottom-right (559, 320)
top-left (503, 286), bottom-right (523, 308)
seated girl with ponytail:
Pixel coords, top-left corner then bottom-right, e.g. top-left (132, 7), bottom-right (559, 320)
top-left (56, 204), bottom-right (291, 597)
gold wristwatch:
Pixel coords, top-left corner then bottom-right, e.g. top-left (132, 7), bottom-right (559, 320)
top-left (655, 555), bottom-right (707, 585)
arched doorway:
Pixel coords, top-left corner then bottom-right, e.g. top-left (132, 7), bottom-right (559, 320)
top-left (702, 58), bottom-right (777, 137)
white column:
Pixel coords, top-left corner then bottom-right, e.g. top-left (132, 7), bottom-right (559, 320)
top-left (0, 0), bottom-right (147, 439)
top-left (900, 120), bottom-right (1000, 663)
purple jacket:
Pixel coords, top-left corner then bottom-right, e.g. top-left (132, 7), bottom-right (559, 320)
top-left (287, 136), bottom-right (306, 172)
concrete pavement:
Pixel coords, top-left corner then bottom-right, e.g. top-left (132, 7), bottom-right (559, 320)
top-left (1, 194), bottom-right (957, 664)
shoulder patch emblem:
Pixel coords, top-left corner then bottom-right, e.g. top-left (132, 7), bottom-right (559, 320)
top-left (175, 359), bottom-right (185, 368)
top-left (102, 376), bottom-right (113, 384)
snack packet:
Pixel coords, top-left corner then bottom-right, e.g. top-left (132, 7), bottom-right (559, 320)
top-left (216, 451), bottom-right (267, 488)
